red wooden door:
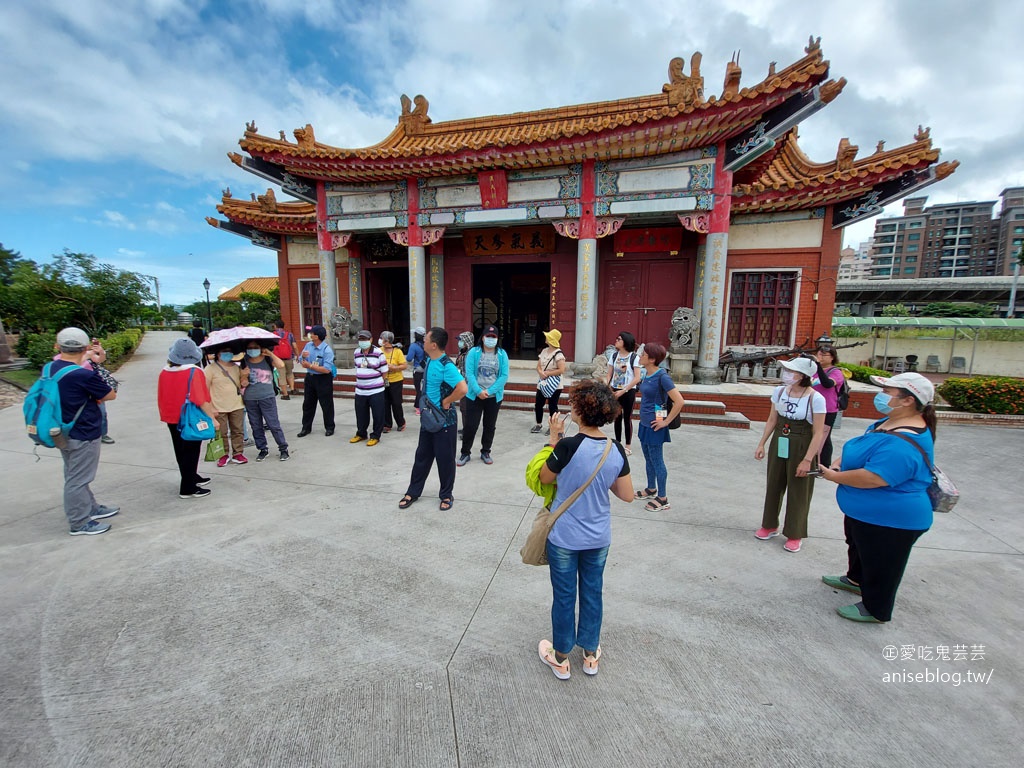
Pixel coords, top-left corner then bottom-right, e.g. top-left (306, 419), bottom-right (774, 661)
top-left (599, 259), bottom-right (692, 348)
top-left (641, 261), bottom-right (690, 345)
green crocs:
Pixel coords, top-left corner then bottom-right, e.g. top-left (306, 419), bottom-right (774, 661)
top-left (837, 603), bottom-right (882, 623)
top-left (822, 574), bottom-right (862, 595)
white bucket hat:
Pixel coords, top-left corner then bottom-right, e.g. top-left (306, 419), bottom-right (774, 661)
top-left (779, 356), bottom-right (817, 379)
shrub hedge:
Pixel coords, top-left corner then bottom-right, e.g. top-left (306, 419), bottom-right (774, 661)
top-left (837, 362), bottom-right (888, 384)
top-left (937, 377), bottom-right (1024, 415)
top-left (17, 329), bottom-right (143, 370)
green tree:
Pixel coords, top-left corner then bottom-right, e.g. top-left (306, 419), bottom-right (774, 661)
top-left (881, 303), bottom-right (908, 317)
top-left (182, 288), bottom-right (279, 330)
top-left (920, 301), bottom-right (996, 318)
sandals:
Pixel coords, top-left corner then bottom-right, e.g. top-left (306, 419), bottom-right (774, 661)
top-left (644, 497), bottom-right (671, 511)
top-left (634, 488), bottom-right (657, 500)
top-left (439, 498), bottom-right (454, 511)
top-left (398, 495), bottom-right (418, 509)
top-left (624, 446), bottom-right (632, 455)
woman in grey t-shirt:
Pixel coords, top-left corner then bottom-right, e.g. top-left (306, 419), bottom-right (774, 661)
top-left (241, 343), bottom-right (290, 461)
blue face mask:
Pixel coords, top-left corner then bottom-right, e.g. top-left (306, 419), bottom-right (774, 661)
top-left (219, 352), bottom-right (234, 362)
top-left (483, 337), bottom-right (498, 349)
top-left (358, 340), bottom-right (371, 350)
top-left (246, 349), bottom-right (261, 358)
top-left (873, 392), bottom-right (894, 414)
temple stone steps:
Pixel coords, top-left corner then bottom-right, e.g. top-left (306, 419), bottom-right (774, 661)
top-left (294, 374), bottom-right (751, 430)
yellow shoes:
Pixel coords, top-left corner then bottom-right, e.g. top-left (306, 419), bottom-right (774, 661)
top-left (367, 438), bottom-right (379, 447)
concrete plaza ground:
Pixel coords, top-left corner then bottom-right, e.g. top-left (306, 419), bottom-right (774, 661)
top-left (1, 331), bottom-right (1021, 767)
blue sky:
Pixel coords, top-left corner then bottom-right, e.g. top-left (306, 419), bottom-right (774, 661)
top-left (1, 0), bottom-right (1022, 306)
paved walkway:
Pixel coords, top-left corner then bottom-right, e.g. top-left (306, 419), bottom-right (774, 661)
top-left (0, 331), bottom-right (1020, 767)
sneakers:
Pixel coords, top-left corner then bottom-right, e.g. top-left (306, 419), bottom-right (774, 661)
top-left (91, 505), bottom-right (120, 520)
top-left (822, 575), bottom-right (862, 595)
top-left (530, 424), bottom-right (542, 434)
top-left (481, 452), bottom-right (493, 465)
top-left (350, 435), bottom-right (365, 444)
top-left (69, 519), bottom-right (111, 535)
top-left (100, 435), bottom-right (115, 444)
top-left (367, 438), bottom-right (380, 447)
top-left (583, 647), bottom-right (602, 676)
top-left (279, 449), bottom-right (290, 461)
top-left (543, 427), bottom-right (551, 436)
top-left (230, 453), bottom-right (248, 465)
top-left (456, 453), bottom-right (471, 467)
top-left (754, 527), bottom-right (779, 540)
top-left (216, 455), bottom-right (230, 468)
top-left (196, 476), bottom-right (211, 486)
top-left (538, 639), bottom-right (570, 680)
top-left (784, 538), bottom-right (802, 553)
top-left (256, 449), bottom-right (269, 462)
top-left (180, 488), bottom-right (212, 499)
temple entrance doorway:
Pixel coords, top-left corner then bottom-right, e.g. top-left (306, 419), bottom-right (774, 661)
top-left (598, 257), bottom-right (694, 350)
top-left (364, 265), bottom-right (411, 349)
top-left (471, 262), bottom-right (550, 358)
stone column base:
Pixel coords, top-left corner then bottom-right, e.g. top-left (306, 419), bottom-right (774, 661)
top-left (333, 341), bottom-right (357, 369)
top-left (668, 352), bottom-right (696, 384)
top-left (693, 365), bottom-right (722, 385)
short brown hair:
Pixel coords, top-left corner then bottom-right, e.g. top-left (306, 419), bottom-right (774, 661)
top-left (643, 342), bottom-right (667, 366)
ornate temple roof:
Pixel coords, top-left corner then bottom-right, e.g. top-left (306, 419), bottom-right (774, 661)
top-left (218, 277), bottom-right (279, 301)
top-left (731, 126), bottom-right (958, 213)
top-left (235, 39), bottom-right (842, 182)
top-left (205, 188), bottom-right (316, 234)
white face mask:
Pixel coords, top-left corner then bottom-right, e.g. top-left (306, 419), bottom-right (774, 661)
top-left (781, 370), bottom-right (801, 385)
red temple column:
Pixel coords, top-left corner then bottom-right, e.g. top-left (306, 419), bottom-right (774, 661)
top-left (694, 146), bottom-right (733, 384)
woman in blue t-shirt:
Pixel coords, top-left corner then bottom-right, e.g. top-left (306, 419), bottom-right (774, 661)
top-left (820, 372), bottom-right (937, 623)
top-left (536, 381), bottom-right (633, 680)
top-left (634, 343), bottom-right (684, 512)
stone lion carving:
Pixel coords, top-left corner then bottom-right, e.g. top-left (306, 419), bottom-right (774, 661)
top-left (589, 353), bottom-right (609, 382)
top-left (329, 306), bottom-right (361, 341)
top-left (669, 307), bottom-right (700, 352)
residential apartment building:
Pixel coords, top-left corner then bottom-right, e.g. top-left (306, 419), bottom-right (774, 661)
top-left (837, 244), bottom-right (873, 280)
top-left (868, 193), bottom-right (1009, 279)
top-left (996, 187), bottom-right (1024, 275)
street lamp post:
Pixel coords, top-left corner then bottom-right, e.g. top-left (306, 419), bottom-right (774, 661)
top-left (203, 278), bottom-right (213, 331)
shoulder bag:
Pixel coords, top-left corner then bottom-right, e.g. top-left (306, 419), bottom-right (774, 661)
top-left (521, 438), bottom-right (613, 566)
top-left (658, 370), bottom-right (682, 429)
top-left (884, 431), bottom-right (959, 513)
top-left (420, 357), bottom-right (456, 432)
top-left (178, 369), bottom-right (217, 441)
top-left (538, 350), bottom-right (562, 398)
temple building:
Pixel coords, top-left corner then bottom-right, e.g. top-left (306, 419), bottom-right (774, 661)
top-left (208, 38), bottom-right (956, 382)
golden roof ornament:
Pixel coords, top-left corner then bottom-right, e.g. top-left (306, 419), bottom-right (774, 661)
top-left (294, 124), bottom-right (316, 149)
top-left (662, 53), bottom-right (705, 107)
top-left (875, 140), bottom-right (886, 154)
top-left (935, 160), bottom-right (959, 180)
top-left (722, 51), bottom-right (742, 99)
top-left (245, 120), bottom-right (258, 134)
top-left (279, 130), bottom-right (287, 141)
top-left (835, 138), bottom-right (858, 171)
top-left (257, 188), bottom-right (278, 212)
top-left (399, 94), bottom-right (432, 135)
top-left (250, 192), bottom-right (257, 202)
top-left (227, 151), bottom-right (243, 167)
top-left (767, 61), bottom-right (777, 77)
top-left (819, 78), bottom-right (846, 104)
top-left (222, 186), bottom-right (232, 198)
top-left (805, 35), bottom-right (821, 54)
top-left (915, 125), bottom-right (931, 142)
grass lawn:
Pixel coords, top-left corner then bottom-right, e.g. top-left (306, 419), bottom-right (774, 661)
top-left (0, 368), bottom-right (40, 390)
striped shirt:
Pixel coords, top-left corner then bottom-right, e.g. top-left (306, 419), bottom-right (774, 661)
top-left (353, 346), bottom-right (387, 395)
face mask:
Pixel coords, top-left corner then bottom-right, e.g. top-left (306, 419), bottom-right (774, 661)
top-left (246, 349), bottom-right (261, 358)
top-left (378, 338), bottom-right (385, 346)
top-left (358, 340), bottom-right (371, 350)
top-left (483, 337), bottom-right (498, 349)
top-left (873, 392), bottom-right (894, 414)
top-left (781, 370), bottom-right (801, 385)
top-left (219, 352), bottom-right (234, 362)
top-left (458, 341), bottom-right (466, 350)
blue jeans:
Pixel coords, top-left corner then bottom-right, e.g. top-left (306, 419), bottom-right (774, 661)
top-left (546, 541), bottom-right (609, 655)
top-left (641, 441), bottom-right (668, 497)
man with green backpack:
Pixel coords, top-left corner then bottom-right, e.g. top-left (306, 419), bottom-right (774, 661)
top-left (24, 327), bottom-right (119, 535)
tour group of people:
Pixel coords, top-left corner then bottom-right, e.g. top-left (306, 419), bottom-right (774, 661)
top-left (49, 321), bottom-right (941, 682)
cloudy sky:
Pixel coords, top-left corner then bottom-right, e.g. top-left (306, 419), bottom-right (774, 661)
top-left (1, 0), bottom-right (1021, 305)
